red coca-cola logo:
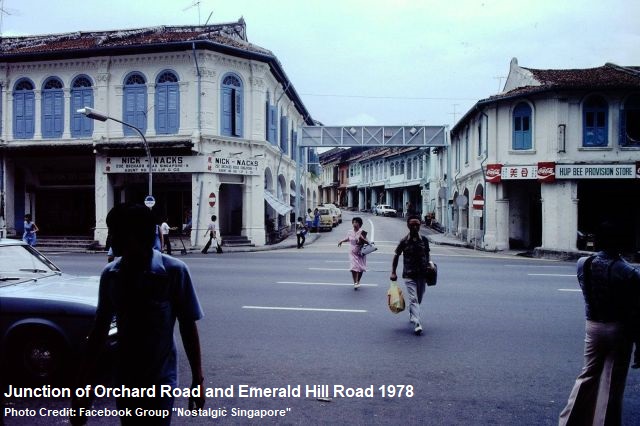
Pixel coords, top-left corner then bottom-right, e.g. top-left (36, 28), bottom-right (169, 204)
top-left (537, 167), bottom-right (554, 176)
top-left (486, 168), bottom-right (501, 177)
top-left (537, 162), bottom-right (556, 183)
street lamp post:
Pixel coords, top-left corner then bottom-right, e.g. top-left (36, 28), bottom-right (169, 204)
top-left (78, 107), bottom-right (154, 207)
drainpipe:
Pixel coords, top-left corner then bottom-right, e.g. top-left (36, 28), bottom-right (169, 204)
top-left (0, 152), bottom-right (4, 238)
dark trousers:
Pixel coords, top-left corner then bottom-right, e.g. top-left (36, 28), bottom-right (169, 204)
top-left (163, 235), bottom-right (172, 255)
top-left (297, 233), bottom-right (306, 248)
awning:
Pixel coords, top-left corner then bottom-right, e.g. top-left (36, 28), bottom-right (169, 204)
top-left (264, 190), bottom-right (293, 215)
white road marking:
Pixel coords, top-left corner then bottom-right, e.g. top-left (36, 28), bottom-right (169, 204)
top-left (243, 306), bottom-right (367, 313)
top-left (325, 260), bottom-right (387, 264)
top-left (277, 281), bottom-right (378, 287)
top-left (558, 289), bottom-right (581, 292)
top-left (528, 273), bottom-right (576, 277)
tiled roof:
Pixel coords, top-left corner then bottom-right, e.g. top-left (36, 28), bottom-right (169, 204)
top-left (485, 63), bottom-right (640, 102)
top-left (0, 19), bottom-right (272, 57)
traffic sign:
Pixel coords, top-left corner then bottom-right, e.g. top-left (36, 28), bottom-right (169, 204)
top-left (208, 192), bottom-right (216, 207)
top-left (144, 195), bottom-right (156, 208)
top-left (472, 195), bottom-right (484, 209)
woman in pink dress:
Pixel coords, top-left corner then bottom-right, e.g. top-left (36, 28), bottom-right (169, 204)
top-left (338, 217), bottom-right (370, 290)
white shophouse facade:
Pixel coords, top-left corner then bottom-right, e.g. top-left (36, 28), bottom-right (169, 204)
top-left (438, 58), bottom-right (640, 254)
top-left (0, 21), bottom-right (318, 246)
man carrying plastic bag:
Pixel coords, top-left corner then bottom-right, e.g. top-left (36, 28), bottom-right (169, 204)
top-left (390, 214), bottom-right (435, 335)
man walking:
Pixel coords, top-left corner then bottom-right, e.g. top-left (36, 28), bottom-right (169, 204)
top-left (72, 203), bottom-right (205, 425)
top-left (390, 214), bottom-right (434, 335)
top-left (559, 221), bottom-right (640, 425)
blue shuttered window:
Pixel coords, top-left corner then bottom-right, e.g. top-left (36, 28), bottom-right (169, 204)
top-left (71, 76), bottom-right (94, 137)
top-left (220, 74), bottom-right (243, 137)
top-left (42, 78), bottom-right (64, 138)
top-left (155, 71), bottom-right (179, 134)
top-left (583, 96), bottom-right (608, 147)
top-left (512, 103), bottom-right (532, 150)
top-left (123, 73), bottom-right (147, 136)
top-left (620, 95), bottom-right (640, 147)
top-left (13, 79), bottom-right (35, 139)
top-left (280, 115), bottom-right (288, 154)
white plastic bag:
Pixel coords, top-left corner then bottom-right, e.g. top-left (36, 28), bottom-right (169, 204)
top-left (387, 281), bottom-right (405, 314)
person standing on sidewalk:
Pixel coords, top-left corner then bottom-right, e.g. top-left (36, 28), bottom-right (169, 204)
top-left (390, 214), bottom-right (434, 335)
top-left (160, 217), bottom-right (177, 255)
top-left (296, 217), bottom-right (307, 249)
top-left (558, 220), bottom-right (640, 426)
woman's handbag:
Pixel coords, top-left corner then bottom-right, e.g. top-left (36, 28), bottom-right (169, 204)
top-left (425, 261), bottom-right (438, 286)
top-left (387, 281), bottom-right (405, 313)
top-left (359, 242), bottom-right (378, 256)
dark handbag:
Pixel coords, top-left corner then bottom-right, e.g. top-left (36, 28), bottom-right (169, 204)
top-left (425, 261), bottom-right (438, 286)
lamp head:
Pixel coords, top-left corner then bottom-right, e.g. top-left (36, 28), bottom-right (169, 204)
top-left (77, 107), bottom-right (108, 122)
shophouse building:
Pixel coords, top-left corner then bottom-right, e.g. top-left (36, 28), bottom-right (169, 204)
top-left (440, 58), bottom-right (640, 254)
top-left (320, 145), bottom-right (435, 216)
top-left (0, 19), bottom-right (318, 247)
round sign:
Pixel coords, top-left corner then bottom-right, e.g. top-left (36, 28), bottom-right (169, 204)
top-left (144, 195), bottom-right (156, 208)
top-left (455, 195), bottom-right (468, 207)
top-left (208, 192), bottom-right (216, 207)
top-left (472, 195), bottom-right (484, 209)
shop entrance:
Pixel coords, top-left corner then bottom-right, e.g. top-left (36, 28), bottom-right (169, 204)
top-left (219, 184), bottom-right (243, 236)
top-left (505, 181), bottom-right (542, 249)
top-left (35, 189), bottom-right (95, 236)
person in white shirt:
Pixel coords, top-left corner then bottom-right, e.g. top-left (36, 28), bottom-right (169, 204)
top-left (201, 215), bottom-right (222, 254)
top-left (160, 217), bottom-right (177, 255)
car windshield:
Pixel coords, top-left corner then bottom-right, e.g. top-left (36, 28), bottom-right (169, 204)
top-left (0, 244), bottom-right (60, 284)
top-left (319, 209), bottom-right (330, 214)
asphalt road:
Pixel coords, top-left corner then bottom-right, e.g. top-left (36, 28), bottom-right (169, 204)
top-left (4, 211), bottom-right (640, 425)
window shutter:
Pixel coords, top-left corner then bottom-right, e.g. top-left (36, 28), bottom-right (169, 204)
top-left (156, 85), bottom-right (167, 134)
top-left (269, 105), bottom-right (278, 144)
top-left (265, 101), bottom-right (270, 141)
top-left (43, 92), bottom-right (53, 137)
top-left (619, 109), bottom-right (627, 146)
top-left (221, 87), bottom-right (233, 136)
top-left (167, 85), bottom-right (179, 133)
top-left (53, 91), bottom-right (64, 136)
top-left (136, 89), bottom-right (147, 134)
top-left (71, 90), bottom-right (83, 136)
top-left (124, 89), bottom-right (136, 135)
top-left (234, 89), bottom-right (243, 137)
top-left (280, 116), bottom-right (288, 153)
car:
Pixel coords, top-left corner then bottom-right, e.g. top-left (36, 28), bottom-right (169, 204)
top-left (322, 203), bottom-right (342, 224)
top-left (0, 238), bottom-right (115, 385)
top-left (374, 204), bottom-right (397, 217)
top-left (316, 207), bottom-right (334, 231)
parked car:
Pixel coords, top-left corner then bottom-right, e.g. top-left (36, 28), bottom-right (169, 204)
top-left (316, 207), bottom-right (334, 231)
top-left (0, 239), bottom-right (116, 385)
top-left (322, 203), bottom-right (342, 226)
top-left (374, 204), bottom-right (397, 217)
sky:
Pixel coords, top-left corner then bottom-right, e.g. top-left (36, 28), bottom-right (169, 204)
top-left (1, 0), bottom-right (639, 128)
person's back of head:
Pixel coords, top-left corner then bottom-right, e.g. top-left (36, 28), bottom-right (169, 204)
top-left (595, 220), bottom-right (626, 254)
top-left (107, 203), bottom-right (156, 257)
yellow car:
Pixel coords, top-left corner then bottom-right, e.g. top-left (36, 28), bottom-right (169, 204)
top-left (316, 207), bottom-right (334, 231)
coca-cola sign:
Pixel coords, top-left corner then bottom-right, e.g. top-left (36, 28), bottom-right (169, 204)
top-left (537, 162), bottom-right (556, 183)
top-left (486, 164), bottom-right (502, 183)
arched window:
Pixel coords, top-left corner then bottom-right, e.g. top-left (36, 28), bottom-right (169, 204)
top-left (512, 102), bottom-right (532, 150)
top-left (620, 94), bottom-right (640, 147)
top-left (123, 72), bottom-right (147, 136)
top-left (71, 75), bottom-right (94, 137)
top-left (583, 96), bottom-right (608, 147)
top-left (220, 73), bottom-right (243, 137)
top-left (42, 77), bottom-right (64, 138)
top-left (13, 79), bottom-right (35, 139)
top-left (155, 70), bottom-right (179, 134)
